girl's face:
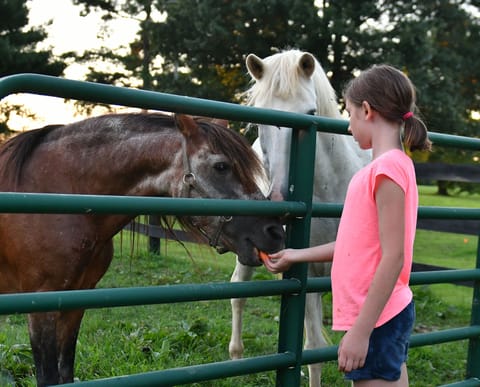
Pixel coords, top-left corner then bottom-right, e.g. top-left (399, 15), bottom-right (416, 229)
top-left (345, 99), bottom-right (372, 149)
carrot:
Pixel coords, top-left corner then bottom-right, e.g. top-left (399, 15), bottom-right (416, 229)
top-left (259, 251), bottom-right (269, 262)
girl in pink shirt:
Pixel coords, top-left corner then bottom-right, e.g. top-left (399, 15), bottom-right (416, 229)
top-left (264, 64), bottom-right (431, 386)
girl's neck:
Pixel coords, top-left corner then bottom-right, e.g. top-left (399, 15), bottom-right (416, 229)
top-left (371, 123), bottom-right (404, 160)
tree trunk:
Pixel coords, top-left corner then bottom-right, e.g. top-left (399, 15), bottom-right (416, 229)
top-left (437, 181), bottom-right (449, 196)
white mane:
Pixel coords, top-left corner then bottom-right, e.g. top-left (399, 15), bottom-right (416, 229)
top-left (244, 49), bottom-right (342, 119)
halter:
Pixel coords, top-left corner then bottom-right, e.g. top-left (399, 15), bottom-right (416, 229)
top-left (179, 132), bottom-right (232, 251)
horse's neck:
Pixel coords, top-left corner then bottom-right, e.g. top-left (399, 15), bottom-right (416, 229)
top-left (32, 129), bottom-right (183, 198)
top-left (53, 129), bottom-right (183, 239)
top-left (313, 132), bottom-right (370, 203)
top-left (99, 134), bottom-right (183, 197)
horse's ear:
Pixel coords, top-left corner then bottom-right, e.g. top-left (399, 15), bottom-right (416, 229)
top-left (194, 116), bottom-right (229, 128)
top-left (211, 118), bottom-right (229, 128)
top-left (174, 114), bottom-right (198, 138)
top-left (298, 53), bottom-right (315, 78)
top-left (246, 54), bottom-right (264, 80)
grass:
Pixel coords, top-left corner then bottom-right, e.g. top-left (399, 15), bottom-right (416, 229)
top-left (408, 186), bottom-right (478, 386)
top-left (0, 185), bottom-right (479, 386)
top-left (415, 185), bottom-right (479, 311)
top-left (418, 185), bottom-right (480, 208)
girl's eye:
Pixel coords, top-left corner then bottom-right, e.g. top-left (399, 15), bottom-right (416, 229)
top-left (214, 162), bottom-right (230, 173)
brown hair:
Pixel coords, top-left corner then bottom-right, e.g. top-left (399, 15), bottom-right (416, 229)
top-left (343, 64), bottom-right (432, 152)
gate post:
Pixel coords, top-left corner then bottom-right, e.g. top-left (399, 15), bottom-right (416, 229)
top-left (466, 234), bottom-right (480, 378)
top-left (276, 125), bottom-right (317, 386)
top-left (148, 215), bottom-right (161, 254)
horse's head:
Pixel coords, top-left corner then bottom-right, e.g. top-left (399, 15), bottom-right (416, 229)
top-left (245, 49), bottom-right (341, 201)
top-left (173, 114), bottom-right (285, 266)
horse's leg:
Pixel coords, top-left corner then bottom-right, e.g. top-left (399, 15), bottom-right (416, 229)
top-left (55, 241), bottom-right (114, 383)
top-left (305, 260), bottom-right (332, 387)
top-left (32, 241), bottom-right (113, 385)
top-left (57, 309), bottom-right (86, 383)
top-left (27, 312), bottom-right (61, 387)
top-left (27, 307), bottom-right (91, 385)
top-left (304, 291), bottom-right (327, 387)
top-left (229, 258), bottom-right (255, 359)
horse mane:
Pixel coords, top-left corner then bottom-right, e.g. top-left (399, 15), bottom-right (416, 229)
top-left (0, 113), bottom-right (264, 196)
top-left (0, 125), bottom-right (64, 186)
top-left (244, 49), bottom-right (342, 119)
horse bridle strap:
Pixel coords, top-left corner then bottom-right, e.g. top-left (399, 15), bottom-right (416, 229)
top-left (180, 136), bottom-right (210, 198)
top-left (179, 134), bottom-right (232, 250)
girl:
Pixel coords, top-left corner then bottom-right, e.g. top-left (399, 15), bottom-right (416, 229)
top-left (263, 64), bottom-right (431, 386)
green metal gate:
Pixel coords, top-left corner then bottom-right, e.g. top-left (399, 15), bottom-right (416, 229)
top-left (0, 73), bottom-right (480, 386)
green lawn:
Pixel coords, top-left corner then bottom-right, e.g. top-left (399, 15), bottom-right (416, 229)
top-left (418, 185), bottom-right (480, 208)
top-left (415, 185), bottom-right (479, 310)
top-left (0, 185), bottom-right (479, 386)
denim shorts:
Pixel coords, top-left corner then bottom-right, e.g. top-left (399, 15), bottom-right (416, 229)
top-left (345, 301), bottom-right (415, 382)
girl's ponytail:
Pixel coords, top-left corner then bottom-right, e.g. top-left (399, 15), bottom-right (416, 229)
top-left (403, 113), bottom-right (432, 152)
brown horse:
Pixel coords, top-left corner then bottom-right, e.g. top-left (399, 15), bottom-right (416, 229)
top-left (0, 112), bottom-right (285, 386)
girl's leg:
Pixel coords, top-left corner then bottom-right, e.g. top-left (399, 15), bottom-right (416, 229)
top-left (353, 363), bottom-right (408, 387)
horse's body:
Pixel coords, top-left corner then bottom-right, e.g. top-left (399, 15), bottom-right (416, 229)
top-left (229, 50), bottom-right (370, 386)
top-left (0, 112), bottom-right (285, 387)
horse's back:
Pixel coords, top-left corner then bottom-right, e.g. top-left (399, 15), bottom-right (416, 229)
top-left (0, 126), bottom-right (115, 294)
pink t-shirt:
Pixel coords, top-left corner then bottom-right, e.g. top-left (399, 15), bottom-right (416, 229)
top-left (331, 149), bottom-right (417, 331)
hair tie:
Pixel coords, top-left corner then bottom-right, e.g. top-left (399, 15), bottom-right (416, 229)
top-left (402, 111), bottom-right (413, 121)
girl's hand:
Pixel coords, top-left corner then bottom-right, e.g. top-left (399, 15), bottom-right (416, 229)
top-left (337, 327), bottom-right (370, 373)
top-left (262, 242), bottom-right (335, 273)
top-left (262, 249), bottom-right (296, 273)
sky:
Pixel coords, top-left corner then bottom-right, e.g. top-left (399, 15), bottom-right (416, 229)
top-left (5, 0), bottom-right (139, 131)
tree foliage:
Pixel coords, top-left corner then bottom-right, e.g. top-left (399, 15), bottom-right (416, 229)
top-left (69, 0), bottom-right (480, 163)
top-left (376, 1), bottom-right (480, 163)
top-left (0, 0), bottom-right (65, 77)
top-left (72, 0), bottom-right (161, 89)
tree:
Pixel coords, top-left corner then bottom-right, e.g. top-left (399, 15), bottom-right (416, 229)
top-left (148, 0), bottom-right (396, 106)
top-left (332, 0), bottom-right (480, 194)
top-left (73, 0), bottom-right (323, 101)
top-left (378, 1), bottom-right (480, 138)
top-left (73, 0), bottom-right (479, 146)
top-left (152, 0), bottom-right (320, 100)
top-left (157, 1), bottom-right (480, 136)
top-left (372, 0), bottom-right (480, 187)
top-left (0, 0), bottom-right (66, 133)
top-left (303, 1), bottom-right (383, 94)
top-left (72, 0), bottom-right (163, 89)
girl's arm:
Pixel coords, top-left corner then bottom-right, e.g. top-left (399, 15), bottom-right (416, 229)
top-left (338, 176), bottom-right (406, 372)
top-left (263, 241), bottom-right (335, 274)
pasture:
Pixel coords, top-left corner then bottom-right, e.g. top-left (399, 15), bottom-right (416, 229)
top-left (0, 186), bottom-right (479, 386)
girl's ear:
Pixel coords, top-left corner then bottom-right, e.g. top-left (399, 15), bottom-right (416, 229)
top-left (362, 101), bottom-right (374, 120)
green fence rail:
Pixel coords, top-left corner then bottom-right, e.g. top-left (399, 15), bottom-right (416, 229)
top-left (0, 73), bottom-right (479, 386)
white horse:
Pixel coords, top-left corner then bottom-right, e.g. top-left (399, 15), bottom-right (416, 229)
top-left (229, 49), bottom-right (371, 386)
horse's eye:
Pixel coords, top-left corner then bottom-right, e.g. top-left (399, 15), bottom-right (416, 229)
top-left (306, 109), bottom-right (316, 115)
top-left (214, 162), bottom-right (230, 173)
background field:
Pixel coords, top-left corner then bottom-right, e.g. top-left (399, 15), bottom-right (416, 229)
top-left (0, 186), bottom-right (479, 386)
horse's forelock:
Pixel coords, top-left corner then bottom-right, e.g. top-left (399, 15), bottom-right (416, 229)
top-left (175, 120), bottom-right (265, 239)
top-left (197, 121), bottom-right (263, 194)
